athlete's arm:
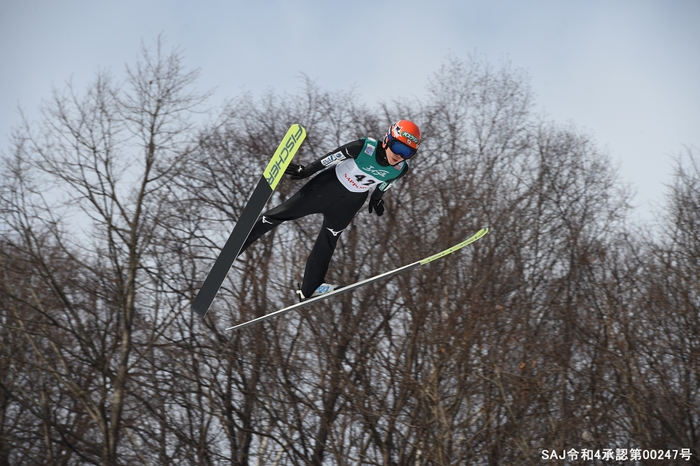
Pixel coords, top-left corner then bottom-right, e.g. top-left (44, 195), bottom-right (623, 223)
top-left (375, 163), bottom-right (410, 193)
top-left (285, 140), bottom-right (364, 179)
top-left (367, 163), bottom-right (410, 215)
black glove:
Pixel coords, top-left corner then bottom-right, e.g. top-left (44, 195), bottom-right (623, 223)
top-left (368, 197), bottom-right (385, 216)
top-left (285, 163), bottom-right (309, 180)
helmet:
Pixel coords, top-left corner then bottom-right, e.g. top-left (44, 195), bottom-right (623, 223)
top-left (383, 120), bottom-right (421, 159)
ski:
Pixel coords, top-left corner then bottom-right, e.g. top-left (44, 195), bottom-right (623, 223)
top-left (192, 124), bottom-right (307, 317)
top-left (227, 227), bottom-right (489, 330)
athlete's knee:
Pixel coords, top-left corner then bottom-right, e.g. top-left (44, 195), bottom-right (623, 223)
top-left (324, 225), bottom-right (345, 239)
top-left (259, 214), bottom-right (284, 226)
top-left (319, 224), bottom-right (345, 249)
top-left (241, 215), bottom-right (284, 252)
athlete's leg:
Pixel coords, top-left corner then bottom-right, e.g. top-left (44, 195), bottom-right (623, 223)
top-left (299, 191), bottom-right (368, 297)
top-left (240, 191), bottom-right (303, 252)
top-left (240, 171), bottom-right (335, 252)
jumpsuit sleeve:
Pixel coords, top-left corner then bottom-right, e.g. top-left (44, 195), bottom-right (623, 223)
top-left (301, 140), bottom-right (365, 177)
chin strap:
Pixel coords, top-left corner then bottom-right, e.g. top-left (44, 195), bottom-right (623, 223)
top-left (377, 141), bottom-right (390, 165)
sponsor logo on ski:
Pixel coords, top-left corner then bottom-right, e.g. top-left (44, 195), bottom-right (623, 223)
top-left (265, 125), bottom-right (305, 187)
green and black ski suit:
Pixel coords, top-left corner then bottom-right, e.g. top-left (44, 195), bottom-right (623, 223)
top-left (240, 137), bottom-right (409, 298)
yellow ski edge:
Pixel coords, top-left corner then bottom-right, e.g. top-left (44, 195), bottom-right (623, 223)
top-left (263, 124), bottom-right (307, 190)
top-left (419, 227), bottom-right (489, 266)
top-left (226, 227), bottom-right (488, 331)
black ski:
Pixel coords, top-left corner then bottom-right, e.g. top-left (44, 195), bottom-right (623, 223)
top-left (227, 227), bottom-right (489, 330)
top-left (192, 124), bottom-right (307, 317)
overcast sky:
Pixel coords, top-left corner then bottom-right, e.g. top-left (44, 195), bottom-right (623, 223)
top-left (2, 0), bottom-right (699, 223)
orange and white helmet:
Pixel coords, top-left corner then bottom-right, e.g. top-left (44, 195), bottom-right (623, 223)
top-left (383, 120), bottom-right (421, 159)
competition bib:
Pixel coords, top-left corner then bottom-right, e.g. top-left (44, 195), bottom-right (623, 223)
top-left (334, 138), bottom-right (405, 193)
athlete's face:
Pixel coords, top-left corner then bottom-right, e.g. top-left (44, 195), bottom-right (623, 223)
top-left (384, 145), bottom-right (405, 166)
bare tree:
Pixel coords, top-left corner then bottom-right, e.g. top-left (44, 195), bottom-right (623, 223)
top-left (0, 36), bottom-right (208, 465)
top-left (627, 148), bottom-right (700, 459)
top-left (3, 46), bottom-right (696, 466)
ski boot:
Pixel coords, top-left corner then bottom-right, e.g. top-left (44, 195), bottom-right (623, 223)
top-left (296, 283), bottom-right (340, 302)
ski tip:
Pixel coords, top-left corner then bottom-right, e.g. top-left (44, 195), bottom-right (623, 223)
top-left (419, 227), bottom-right (490, 265)
top-left (473, 226), bottom-right (489, 239)
top-left (475, 226), bottom-right (489, 240)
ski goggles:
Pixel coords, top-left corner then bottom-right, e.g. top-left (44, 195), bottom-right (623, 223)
top-left (388, 139), bottom-right (417, 159)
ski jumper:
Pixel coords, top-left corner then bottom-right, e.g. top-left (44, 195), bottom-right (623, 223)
top-left (240, 137), bottom-right (409, 297)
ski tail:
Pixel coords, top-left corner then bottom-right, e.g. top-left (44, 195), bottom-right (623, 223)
top-left (226, 227), bottom-right (489, 330)
top-left (192, 124), bottom-right (306, 317)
